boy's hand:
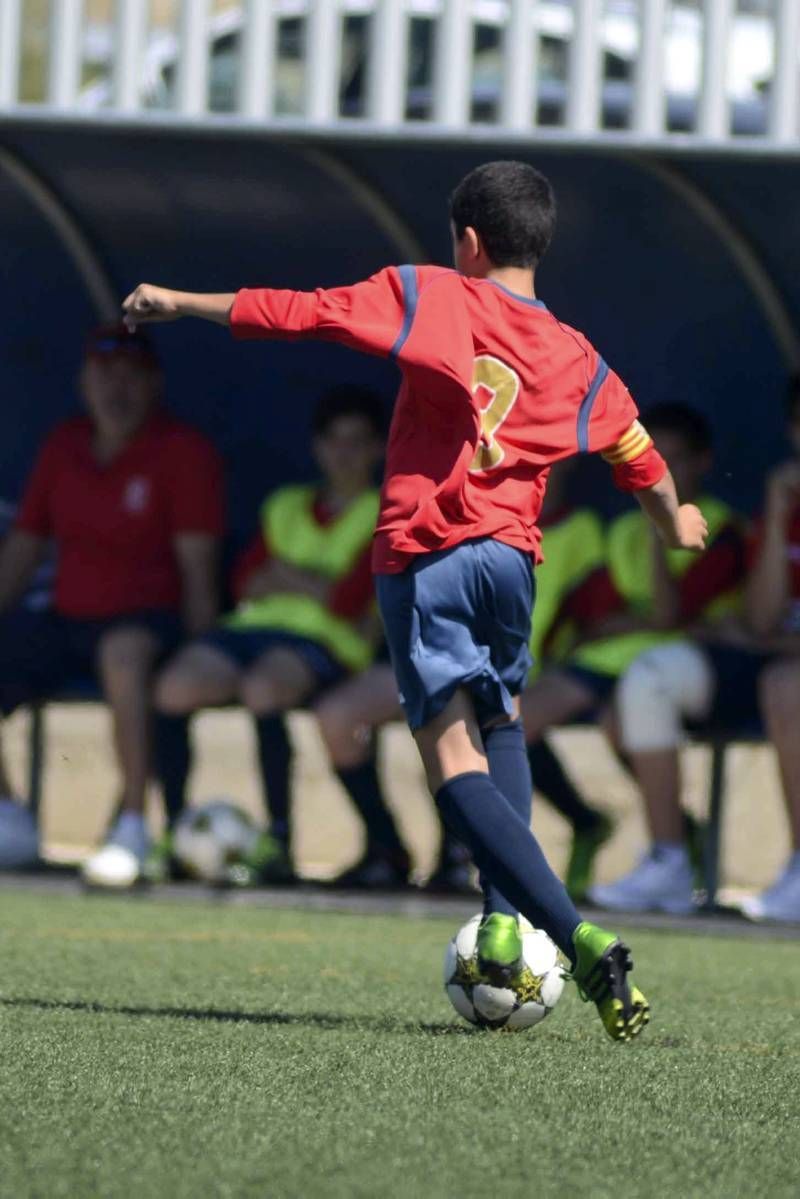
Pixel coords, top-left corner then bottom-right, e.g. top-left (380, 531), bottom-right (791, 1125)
top-left (668, 503), bottom-right (708, 551)
top-left (122, 284), bottom-right (182, 328)
top-left (766, 461), bottom-right (800, 522)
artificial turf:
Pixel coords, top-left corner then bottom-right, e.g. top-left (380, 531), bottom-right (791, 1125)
top-left (1, 889), bottom-right (798, 1199)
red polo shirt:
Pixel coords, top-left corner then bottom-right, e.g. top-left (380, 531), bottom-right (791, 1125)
top-left (16, 412), bottom-right (224, 619)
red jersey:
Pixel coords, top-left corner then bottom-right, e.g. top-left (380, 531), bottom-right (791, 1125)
top-left (16, 412), bottom-right (224, 619)
top-left (231, 265), bottom-right (665, 573)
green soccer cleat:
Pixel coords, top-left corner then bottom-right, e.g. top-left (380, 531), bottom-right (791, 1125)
top-left (564, 814), bottom-right (614, 902)
top-left (570, 921), bottom-right (650, 1043)
top-left (476, 913), bottom-right (523, 985)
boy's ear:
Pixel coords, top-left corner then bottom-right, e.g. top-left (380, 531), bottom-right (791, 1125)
top-left (463, 226), bottom-right (481, 260)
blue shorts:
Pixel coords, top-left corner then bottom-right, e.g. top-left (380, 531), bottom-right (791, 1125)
top-left (199, 627), bottom-right (346, 691)
top-left (376, 538), bottom-right (534, 731)
top-left (0, 609), bottom-right (182, 715)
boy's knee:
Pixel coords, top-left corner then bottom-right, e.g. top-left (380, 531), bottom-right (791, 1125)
top-left (155, 668), bottom-right (197, 714)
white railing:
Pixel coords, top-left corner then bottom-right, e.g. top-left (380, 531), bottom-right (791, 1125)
top-left (0, 1), bottom-right (797, 148)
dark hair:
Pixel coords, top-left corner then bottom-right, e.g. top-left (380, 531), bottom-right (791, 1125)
top-left (786, 375), bottom-right (800, 419)
top-left (642, 402), bottom-right (713, 454)
top-left (312, 384), bottom-right (386, 439)
top-left (449, 161), bottom-right (556, 269)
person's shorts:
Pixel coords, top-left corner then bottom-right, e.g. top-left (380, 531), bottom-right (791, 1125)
top-left (0, 608), bottom-right (182, 716)
top-left (694, 643), bottom-right (778, 734)
top-left (558, 664), bottom-right (618, 707)
top-left (198, 627), bottom-right (347, 692)
top-left (376, 537), bottom-right (534, 731)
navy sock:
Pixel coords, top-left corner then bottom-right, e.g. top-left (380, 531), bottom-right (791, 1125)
top-left (480, 720), bottom-right (532, 918)
top-left (435, 771), bottom-right (581, 963)
top-left (528, 737), bottom-right (600, 833)
top-left (337, 757), bottom-right (405, 856)
top-left (153, 713), bottom-right (191, 830)
top-left (255, 715), bottom-right (293, 846)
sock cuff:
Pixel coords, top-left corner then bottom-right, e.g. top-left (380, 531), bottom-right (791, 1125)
top-left (435, 770), bottom-right (493, 802)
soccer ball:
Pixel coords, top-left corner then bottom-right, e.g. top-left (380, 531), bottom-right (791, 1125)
top-left (172, 799), bottom-right (260, 883)
top-left (443, 913), bottom-right (565, 1030)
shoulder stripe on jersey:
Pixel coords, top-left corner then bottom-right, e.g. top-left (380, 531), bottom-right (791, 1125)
top-left (576, 358), bottom-right (609, 453)
top-left (390, 264), bottom-right (419, 360)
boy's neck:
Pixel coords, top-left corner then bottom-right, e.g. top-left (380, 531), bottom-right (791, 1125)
top-left (485, 266), bottom-right (537, 301)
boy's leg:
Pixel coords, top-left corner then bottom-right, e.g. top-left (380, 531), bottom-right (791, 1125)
top-left (84, 621), bottom-right (177, 886)
top-left (314, 667), bottom-right (410, 887)
top-left (479, 718), bottom-right (532, 918)
top-left (417, 690), bottom-right (649, 1041)
top-left (240, 644), bottom-right (323, 883)
top-left (591, 642), bottom-right (713, 914)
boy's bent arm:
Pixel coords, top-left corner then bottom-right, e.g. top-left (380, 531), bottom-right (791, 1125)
top-left (635, 471), bottom-right (707, 551)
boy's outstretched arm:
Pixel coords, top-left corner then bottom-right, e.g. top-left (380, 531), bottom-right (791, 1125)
top-left (634, 469), bottom-right (707, 551)
top-left (123, 284), bottom-right (234, 327)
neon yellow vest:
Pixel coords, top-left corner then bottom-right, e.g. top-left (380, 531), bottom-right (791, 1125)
top-left (529, 509), bottom-right (605, 678)
top-left (571, 494), bottom-right (741, 678)
top-left (226, 484), bottom-right (379, 671)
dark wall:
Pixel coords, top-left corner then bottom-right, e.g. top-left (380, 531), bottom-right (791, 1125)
top-left (0, 123), bottom-right (796, 542)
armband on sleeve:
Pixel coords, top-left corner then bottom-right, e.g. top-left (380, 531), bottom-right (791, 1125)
top-left (601, 423), bottom-right (667, 492)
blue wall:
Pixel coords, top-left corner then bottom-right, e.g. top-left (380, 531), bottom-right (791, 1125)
top-left (0, 124), bottom-right (796, 542)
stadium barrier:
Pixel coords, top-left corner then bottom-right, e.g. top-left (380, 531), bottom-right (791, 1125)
top-left (23, 690), bottom-right (756, 910)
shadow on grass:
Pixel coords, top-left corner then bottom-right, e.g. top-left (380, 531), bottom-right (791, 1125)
top-left (0, 994), bottom-right (478, 1037)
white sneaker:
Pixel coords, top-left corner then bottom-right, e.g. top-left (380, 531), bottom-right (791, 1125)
top-left (740, 855), bottom-right (800, 924)
top-left (588, 846), bottom-right (695, 915)
top-left (0, 797), bottom-right (39, 869)
top-left (82, 812), bottom-right (150, 888)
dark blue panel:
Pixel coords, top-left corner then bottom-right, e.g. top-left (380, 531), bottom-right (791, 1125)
top-left (0, 125), bottom-right (794, 531)
top-left (0, 165), bottom-right (95, 503)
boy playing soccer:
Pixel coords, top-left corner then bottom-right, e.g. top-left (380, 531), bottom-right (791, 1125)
top-left (123, 160), bottom-right (707, 1041)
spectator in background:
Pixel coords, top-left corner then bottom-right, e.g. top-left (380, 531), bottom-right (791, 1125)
top-left (599, 382), bottom-right (800, 919)
top-left (154, 385), bottom-right (384, 884)
top-left (0, 325), bottom-right (224, 883)
top-left (520, 403), bottom-right (746, 899)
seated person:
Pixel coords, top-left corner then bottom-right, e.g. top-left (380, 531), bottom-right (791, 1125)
top-left (520, 403), bottom-right (747, 874)
top-left (314, 460), bottom-right (609, 896)
top-left (154, 384), bottom-right (384, 883)
top-left (594, 381), bottom-right (800, 919)
top-left (0, 325), bottom-right (223, 881)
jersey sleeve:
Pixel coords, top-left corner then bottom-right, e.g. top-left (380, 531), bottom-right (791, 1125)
top-left (15, 436), bottom-right (60, 537)
top-left (229, 266), bottom-right (409, 360)
top-left (588, 369), bottom-right (667, 492)
top-left (166, 431), bottom-right (226, 537)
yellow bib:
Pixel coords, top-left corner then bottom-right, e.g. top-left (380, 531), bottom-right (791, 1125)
top-left (227, 485), bottom-right (379, 672)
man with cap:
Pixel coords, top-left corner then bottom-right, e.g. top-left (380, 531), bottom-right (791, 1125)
top-left (0, 324), bottom-right (224, 885)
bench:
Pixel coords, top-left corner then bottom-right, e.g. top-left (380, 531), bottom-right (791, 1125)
top-left (23, 690), bottom-right (762, 910)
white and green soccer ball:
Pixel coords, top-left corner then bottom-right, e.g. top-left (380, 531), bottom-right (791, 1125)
top-left (172, 799), bottom-right (260, 884)
top-left (444, 913), bottom-right (565, 1030)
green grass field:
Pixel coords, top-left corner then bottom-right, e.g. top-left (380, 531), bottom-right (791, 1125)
top-left (2, 889), bottom-right (799, 1199)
